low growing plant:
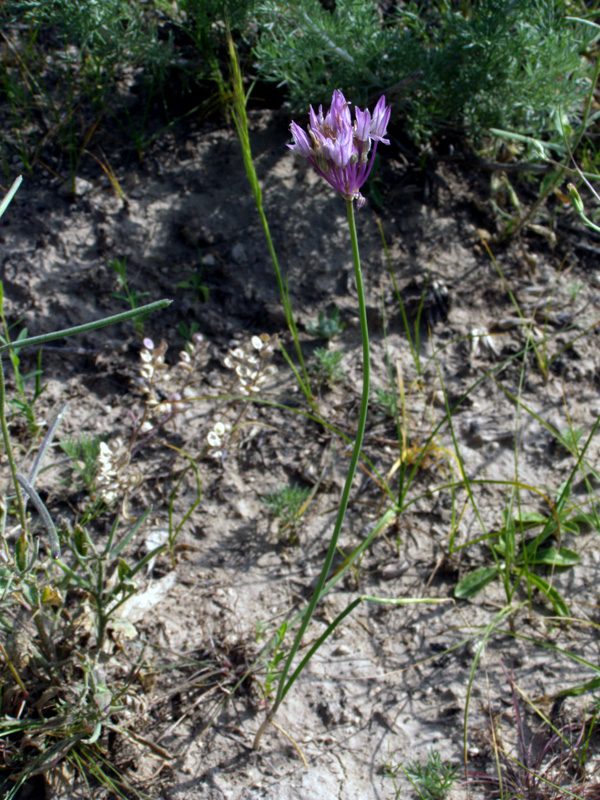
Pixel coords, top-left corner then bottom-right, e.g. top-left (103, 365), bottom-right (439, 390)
top-left (0, 176), bottom-right (171, 795)
top-left (0, 291), bottom-right (46, 436)
top-left (454, 480), bottom-right (595, 617)
top-left (305, 306), bottom-right (345, 340)
top-left (255, 0), bottom-right (593, 149)
top-left (110, 257), bottom-right (151, 335)
top-left (59, 433), bottom-right (102, 493)
top-left (386, 749), bottom-right (458, 800)
top-left (469, 662), bottom-right (599, 800)
top-left (261, 484), bottom-right (311, 540)
top-left (310, 347), bottom-right (346, 388)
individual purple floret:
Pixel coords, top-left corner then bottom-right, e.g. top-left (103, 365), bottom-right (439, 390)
top-left (288, 90), bottom-right (390, 209)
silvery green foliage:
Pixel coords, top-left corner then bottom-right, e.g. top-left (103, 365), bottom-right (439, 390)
top-left (2, 0), bottom-right (171, 79)
top-left (255, 0), bottom-right (593, 147)
top-left (255, 0), bottom-right (399, 110)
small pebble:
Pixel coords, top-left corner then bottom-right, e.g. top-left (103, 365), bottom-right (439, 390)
top-left (232, 243), bottom-right (247, 264)
top-left (332, 643), bottom-right (352, 656)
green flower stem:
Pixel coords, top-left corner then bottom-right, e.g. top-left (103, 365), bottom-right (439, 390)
top-left (253, 197), bottom-right (370, 748)
top-left (0, 299), bottom-right (170, 355)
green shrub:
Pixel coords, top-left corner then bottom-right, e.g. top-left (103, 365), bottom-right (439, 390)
top-left (255, 0), bottom-right (593, 148)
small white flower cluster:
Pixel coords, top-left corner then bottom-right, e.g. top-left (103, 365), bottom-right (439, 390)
top-left (138, 335), bottom-right (208, 420)
top-left (139, 338), bottom-right (170, 408)
top-left (204, 334), bottom-right (278, 460)
top-left (97, 439), bottom-right (143, 505)
top-left (223, 333), bottom-right (278, 397)
top-left (175, 331), bottom-right (209, 374)
top-left (206, 420), bottom-right (232, 459)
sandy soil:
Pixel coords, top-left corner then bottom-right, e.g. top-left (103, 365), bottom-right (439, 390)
top-left (2, 104), bottom-right (600, 799)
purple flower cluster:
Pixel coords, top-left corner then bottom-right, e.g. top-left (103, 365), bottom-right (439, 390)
top-left (288, 90), bottom-right (390, 209)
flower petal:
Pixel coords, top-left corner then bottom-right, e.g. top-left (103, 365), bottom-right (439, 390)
top-left (288, 121), bottom-right (312, 157)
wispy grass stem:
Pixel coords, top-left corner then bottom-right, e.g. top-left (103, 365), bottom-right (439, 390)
top-left (227, 32), bottom-right (314, 407)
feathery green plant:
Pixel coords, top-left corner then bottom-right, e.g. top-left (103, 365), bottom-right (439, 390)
top-left (310, 347), bottom-right (346, 388)
top-left (255, 0), bottom-right (593, 149)
top-left (261, 484), bottom-right (311, 538)
top-left (59, 434), bottom-right (102, 492)
top-left (386, 749), bottom-right (458, 800)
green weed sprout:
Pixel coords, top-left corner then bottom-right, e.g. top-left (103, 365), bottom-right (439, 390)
top-left (261, 484), bottom-right (311, 539)
top-left (306, 306), bottom-right (345, 339)
top-left (110, 257), bottom-right (151, 335)
top-left (178, 319), bottom-right (202, 342)
top-left (372, 387), bottom-right (398, 418)
top-left (59, 433), bottom-right (102, 492)
top-left (310, 347), bottom-right (345, 388)
top-left (177, 269), bottom-right (209, 303)
top-left (253, 88), bottom-right (391, 747)
top-left (0, 305), bottom-right (46, 436)
top-left (386, 749), bottom-right (458, 800)
top-left (261, 621), bottom-right (287, 702)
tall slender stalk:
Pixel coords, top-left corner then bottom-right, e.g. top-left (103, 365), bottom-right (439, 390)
top-left (226, 32), bottom-right (314, 406)
top-left (253, 197), bottom-right (370, 747)
top-left (0, 355), bottom-right (26, 533)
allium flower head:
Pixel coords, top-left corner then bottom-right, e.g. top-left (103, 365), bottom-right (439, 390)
top-left (288, 90), bottom-right (390, 209)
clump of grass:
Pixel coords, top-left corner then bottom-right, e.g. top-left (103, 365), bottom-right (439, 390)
top-left (469, 663), bottom-right (600, 800)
